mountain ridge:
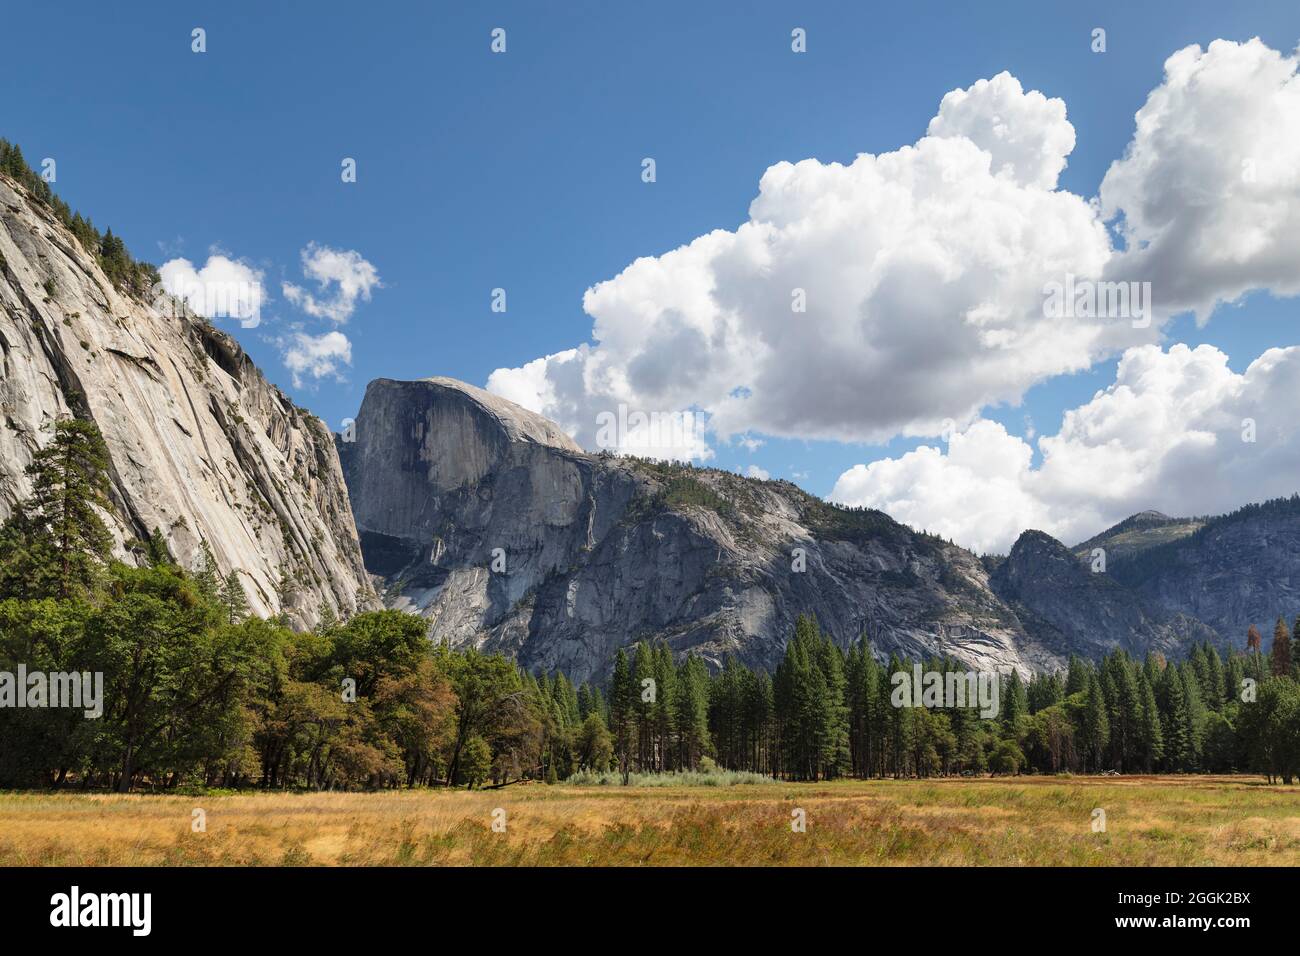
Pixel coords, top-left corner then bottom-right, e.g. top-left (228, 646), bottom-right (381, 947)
top-left (340, 375), bottom-right (1292, 680)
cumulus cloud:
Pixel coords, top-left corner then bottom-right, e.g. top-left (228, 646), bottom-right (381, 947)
top-left (926, 71), bottom-right (1077, 190)
top-left (490, 40), bottom-right (1300, 463)
top-left (745, 464), bottom-right (771, 480)
top-left (831, 344), bottom-right (1300, 553)
top-left (159, 253), bottom-right (264, 326)
top-left (489, 70), bottom-right (1132, 451)
top-left (282, 243), bottom-right (381, 323)
top-left (487, 39), bottom-right (1300, 542)
top-left (280, 330), bottom-right (352, 387)
top-left (1100, 39), bottom-right (1300, 322)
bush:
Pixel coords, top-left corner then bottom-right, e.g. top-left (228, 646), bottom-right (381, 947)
top-left (989, 740), bottom-right (1026, 776)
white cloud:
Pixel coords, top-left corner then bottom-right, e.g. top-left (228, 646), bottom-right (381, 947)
top-left (489, 70), bottom-right (1129, 449)
top-left (926, 71), bottom-right (1076, 190)
top-left (745, 464), bottom-right (771, 480)
top-left (490, 41), bottom-right (1300, 464)
top-left (1099, 38), bottom-right (1300, 322)
top-left (279, 330), bottom-right (352, 387)
top-left (484, 40), bottom-right (1300, 548)
top-left (831, 344), bottom-right (1300, 553)
top-left (159, 253), bottom-right (264, 326)
top-left (282, 243), bottom-right (381, 323)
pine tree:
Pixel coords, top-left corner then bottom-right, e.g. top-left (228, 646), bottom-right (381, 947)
top-left (12, 418), bottom-right (113, 598)
top-left (651, 642), bottom-right (677, 771)
top-left (608, 648), bottom-right (636, 783)
top-left (674, 656), bottom-right (711, 770)
top-left (1082, 671), bottom-right (1110, 772)
top-left (1065, 655), bottom-right (1090, 697)
top-left (1106, 653), bottom-right (1140, 772)
top-left (1200, 644), bottom-right (1225, 711)
top-left (144, 526), bottom-right (173, 567)
top-left (1294, 617), bottom-right (1300, 678)
top-left (1136, 672), bottom-right (1164, 773)
top-left (192, 540), bottom-right (221, 601)
top-left (1179, 661), bottom-right (1205, 770)
top-left (815, 632), bottom-right (850, 779)
top-left (1158, 665), bottom-right (1192, 772)
top-left (219, 570), bottom-right (249, 624)
top-left (1246, 624), bottom-right (1263, 654)
top-left (632, 641), bottom-right (655, 771)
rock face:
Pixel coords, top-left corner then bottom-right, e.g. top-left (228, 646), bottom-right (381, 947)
top-left (343, 376), bottom-right (1298, 681)
top-left (1099, 499), bottom-right (1300, 644)
top-left (989, 530), bottom-right (1218, 661)
top-left (0, 172), bottom-right (374, 626)
top-left (343, 378), bottom-right (1069, 681)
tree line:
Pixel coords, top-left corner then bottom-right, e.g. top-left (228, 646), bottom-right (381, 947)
top-left (1, 419), bottom-right (1298, 790)
top-left (600, 614), bottom-right (1300, 784)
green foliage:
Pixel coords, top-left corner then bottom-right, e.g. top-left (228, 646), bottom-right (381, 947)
top-left (457, 735), bottom-right (492, 788)
top-left (0, 423), bottom-right (1296, 788)
top-left (219, 571), bottom-right (249, 624)
top-left (0, 418), bottom-right (113, 600)
top-left (659, 474), bottom-right (732, 515)
top-left (989, 740), bottom-right (1026, 775)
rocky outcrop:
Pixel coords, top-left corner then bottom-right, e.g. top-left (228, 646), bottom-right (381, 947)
top-left (1103, 499), bottom-right (1300, 643)
top-left (0, 172), bottom-right (375, 626)
top-left (989, 529), bottom-right (1217, 660)
top-left (343, 377), bottom-right (1067, 682)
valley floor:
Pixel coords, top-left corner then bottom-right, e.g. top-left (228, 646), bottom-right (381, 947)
top-left (0, 775), bottom-right (1295, 867)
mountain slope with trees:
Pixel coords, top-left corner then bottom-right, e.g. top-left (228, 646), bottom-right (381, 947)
top-left (3, 422), bottom-right (1297, 790)
top-left (0, 148), bottom-right (373, 627)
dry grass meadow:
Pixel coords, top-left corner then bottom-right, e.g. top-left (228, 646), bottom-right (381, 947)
top-left (1, 775), bottom-right (1297, 866)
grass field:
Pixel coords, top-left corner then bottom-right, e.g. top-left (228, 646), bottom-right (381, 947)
top-left (1, 775), bottom-right (1297, 866)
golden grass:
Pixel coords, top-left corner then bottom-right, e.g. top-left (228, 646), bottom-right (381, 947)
top-left (0, 775), bottom-right (1296, 866)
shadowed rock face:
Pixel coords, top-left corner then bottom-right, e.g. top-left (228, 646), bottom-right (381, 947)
top-left (989, 530), bottom-right (1218, 660)
top-left (0, 172), bottom-right (375, 627)
top-left (1104, 505), bottom-right (1300, 643)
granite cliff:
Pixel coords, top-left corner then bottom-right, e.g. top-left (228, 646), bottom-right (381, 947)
top-left (341, 376), bottom-right (1296, 681)
top-left (0, 170), bottom-right (374, 626)
top-left (340, 378), bottom-right (1056, 681)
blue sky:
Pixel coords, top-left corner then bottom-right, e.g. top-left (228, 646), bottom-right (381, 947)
top-left (4, 1), bottom-right (1299, 549)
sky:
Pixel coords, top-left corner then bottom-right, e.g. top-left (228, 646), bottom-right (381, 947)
top-left (3, 1), bottom-right (1299, 554)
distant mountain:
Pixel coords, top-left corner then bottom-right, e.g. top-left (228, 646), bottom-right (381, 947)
top-left (991, 529), bottom-right (1218, 663)
top-left (1096, 497), bottom-right (1300, 642)
top-left (339, 375), bottom-right (1294, 681)
top-left (1072, 510), bottom-right (1206, 565)
top-left (5, 150), bottom-right (1287, 674)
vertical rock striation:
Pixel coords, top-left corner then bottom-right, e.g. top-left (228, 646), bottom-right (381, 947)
top-left (0, 171), bottom-right (375, 626)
